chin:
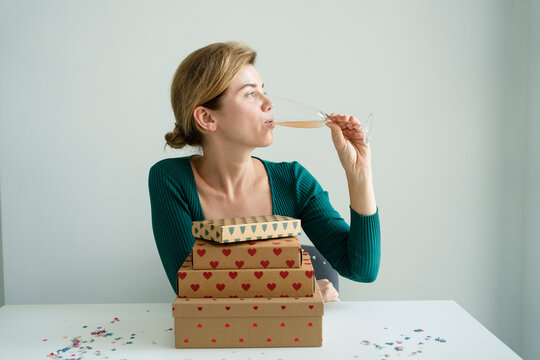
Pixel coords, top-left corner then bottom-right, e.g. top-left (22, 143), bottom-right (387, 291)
top-left (261, 133), bottom-right (274, 147)
top-left (248, 132), bottom-right (273, 148)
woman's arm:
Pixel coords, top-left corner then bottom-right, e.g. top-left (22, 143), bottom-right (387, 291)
top-left (148, 162), bottom-right (197, 294)
top-left (293, 162), bottom-right (380, 283)
top-left (326, 113), bottom-right (377, 216)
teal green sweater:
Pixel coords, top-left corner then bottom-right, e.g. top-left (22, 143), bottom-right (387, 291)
top-left (148, 156), bottom-right (381, 293)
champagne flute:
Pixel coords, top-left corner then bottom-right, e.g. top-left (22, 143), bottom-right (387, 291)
top-left (270, 95), bottom-right (373, 144)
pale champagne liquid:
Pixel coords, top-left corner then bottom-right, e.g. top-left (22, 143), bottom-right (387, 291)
top-left (274, 121), bottom-right (325, 128)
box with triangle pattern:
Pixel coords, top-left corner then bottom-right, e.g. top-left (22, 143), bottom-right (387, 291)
top-left (192, 215), bottom-right (302, 243)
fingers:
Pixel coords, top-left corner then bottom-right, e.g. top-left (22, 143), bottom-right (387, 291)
top-left (316, 279), bottom-right (330, 286)
top-left (327, 113), bottom-right (366, 138)
top-left (327, 113), bottom-right (361, 128)
top-left (316, 279), bottom-right (340, 303)
top-left (324, 296), bottom-right (340, 303)
top-left (325, 120), bottom-right (347, 148)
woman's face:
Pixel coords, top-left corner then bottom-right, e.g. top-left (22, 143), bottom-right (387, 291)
top-left (210, 64), bottom-right (274, 148)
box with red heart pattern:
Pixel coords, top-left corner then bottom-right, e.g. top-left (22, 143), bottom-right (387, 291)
top-left (178, 252), bottom-right (315, 298)
top-left (172, 281), bottom-right (324, 348)
top-left (192, 236), bottom-right (302, 270)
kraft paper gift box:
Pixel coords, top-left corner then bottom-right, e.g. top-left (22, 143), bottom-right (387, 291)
top-left (192, 236), bottom-right (302, 270)
top-left (172, 282), bottom-right (324, 348)
top-left (178, 252), bottom-right (315, 298)
top-left (192, 215), bottom-right (301, 243)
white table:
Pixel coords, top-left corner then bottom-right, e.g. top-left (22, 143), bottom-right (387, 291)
top-left (0, 300), bottom-right (521, 360)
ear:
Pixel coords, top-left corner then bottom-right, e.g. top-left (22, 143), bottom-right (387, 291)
top-left (193, 106), bottom-right (217, 132)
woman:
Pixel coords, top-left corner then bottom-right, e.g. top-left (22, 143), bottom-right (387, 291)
top-left (148, 41), bottom-right (380, 302)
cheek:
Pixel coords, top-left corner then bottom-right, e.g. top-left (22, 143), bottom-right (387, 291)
top-left (218, 100), bottom-right (261, 129)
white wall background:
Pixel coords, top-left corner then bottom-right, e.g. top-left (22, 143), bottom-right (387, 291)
top-left (0, 0), bottom-right (537, 357)
top-left (521, 1), bottom-right (540, 360)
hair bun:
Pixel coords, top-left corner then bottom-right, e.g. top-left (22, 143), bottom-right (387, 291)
top-left (164, 129), bottom-right (188, 149)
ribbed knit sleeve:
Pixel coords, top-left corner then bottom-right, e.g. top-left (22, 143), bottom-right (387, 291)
top-left (286, 161), bottom-right (380, 282)
top-left (148, 158), bottom-right (202, 293)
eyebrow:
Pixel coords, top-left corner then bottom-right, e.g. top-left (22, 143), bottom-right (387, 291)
top-left (237, 83), bottom-right (264, 92)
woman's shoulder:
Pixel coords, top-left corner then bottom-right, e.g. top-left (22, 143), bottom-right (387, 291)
top-left (150, 156), bottom-right (193, 172)
top-left (255, 157), bottom-right (306, 173)
top-left (255, 157), bottom-right (315, 185)
top-left (148, 156), bottom-right (195, 189)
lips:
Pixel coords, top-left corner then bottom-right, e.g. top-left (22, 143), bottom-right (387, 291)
top-left (264, 117), bottom-right (274, 128)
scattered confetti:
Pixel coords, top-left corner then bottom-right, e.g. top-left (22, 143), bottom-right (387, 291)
top-left (44, 311), bottom-right (150, 360)
top-left (91, 329), bottom-right (113, 338)
top-left (356, 327), bottom-right (447, 358)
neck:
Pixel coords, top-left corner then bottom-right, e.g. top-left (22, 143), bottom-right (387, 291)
top-left (195, 143), bottom-right (257, 197)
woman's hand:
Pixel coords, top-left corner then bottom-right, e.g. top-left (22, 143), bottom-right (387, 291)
top-left (326, 113), bottom-right (371, 175)
top-left (317, 279), bottom-right (340, 303)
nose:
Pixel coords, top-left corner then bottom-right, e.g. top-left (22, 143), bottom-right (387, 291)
top-left (262, 94), bottom-right (273, 112)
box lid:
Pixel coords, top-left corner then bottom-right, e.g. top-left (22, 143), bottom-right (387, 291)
top-left (192, 215), bottom-right (302, 243)
top-left (172, 282), bottom-right (324, 318)
top-left (192, 236), bottom-right (302, 270)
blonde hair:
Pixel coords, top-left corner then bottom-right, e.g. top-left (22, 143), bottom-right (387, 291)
top-left (165, 41), bottom-right (257, 149)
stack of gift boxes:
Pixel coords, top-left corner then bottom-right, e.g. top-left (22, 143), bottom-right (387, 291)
top-left (172, 215), bottom-right (324, 348)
